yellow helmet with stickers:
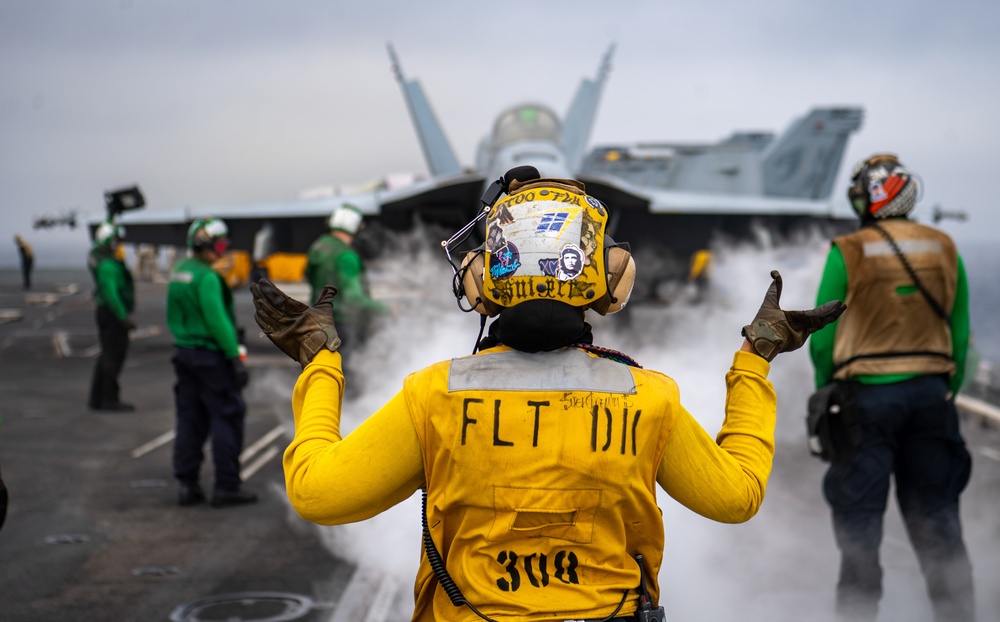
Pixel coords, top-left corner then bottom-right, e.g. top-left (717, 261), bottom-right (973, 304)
top-left (462, 177), bottom-right (634, 316)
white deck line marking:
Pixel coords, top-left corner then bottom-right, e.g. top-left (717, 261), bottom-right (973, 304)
top-left (52, 331), bottom-right (70, 358)
top-left (240, 445), bottom-right (280, 481)
top-left (956, 394), bottom-right (1000, 425)
top-left (131, 430), bottom-right (176, 459)
top-left (979, 447), bottom-right (1000, 463)
top-left (362, 576), bottom-right (399, 622)
top-left (240, 424), bottom-right (285, 462)
top-left (326, 566), bottom-right (384, 622)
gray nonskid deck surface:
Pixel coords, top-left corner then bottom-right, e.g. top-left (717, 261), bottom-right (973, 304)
top-left (0, 273), bottom-right (401, 622)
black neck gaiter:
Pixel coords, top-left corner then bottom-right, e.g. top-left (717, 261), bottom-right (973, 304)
top-left (477, 300), bottom-right (593, 353)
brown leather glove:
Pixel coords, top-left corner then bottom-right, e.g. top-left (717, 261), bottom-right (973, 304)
top-left (742, 270), bottom-right (846, 362)
top-left (250, 278), bottom-right (341, 368)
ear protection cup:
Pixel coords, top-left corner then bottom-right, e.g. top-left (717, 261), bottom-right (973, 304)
top-left (590, 243), bottom-right (635, 315)
top-left (459, 249), bottom-right (503, 317)
top-left (847, 174), bottom-right (869, 217)
top-left (190, 236), bottom-right (228, 255)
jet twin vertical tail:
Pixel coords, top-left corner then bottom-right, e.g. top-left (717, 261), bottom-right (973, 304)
top-left (761, 107), bottom-right (864, 199)
top-left (387, 43), bottom-right (463, 178)
top-left (562, 44), bottom-right (615, 174)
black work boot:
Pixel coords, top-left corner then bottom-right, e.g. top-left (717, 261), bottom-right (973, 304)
top-left (211, 488), bottom-right (258, 508)
top-left (178, 483), bottom-right (206, 507)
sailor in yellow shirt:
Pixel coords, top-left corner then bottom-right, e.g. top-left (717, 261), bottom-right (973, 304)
top-left (252, 168), bottom-right (845, 622)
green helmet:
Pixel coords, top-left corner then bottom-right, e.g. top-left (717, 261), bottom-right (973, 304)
top-left (187, 218), bottom-right (230, 254)
top-left (93, 221), bottom-right (125, 248)
top-left (328, 203), bottom-right (364, 235)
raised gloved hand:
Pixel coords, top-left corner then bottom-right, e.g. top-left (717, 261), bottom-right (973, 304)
top-left (250, 278), bottom-right (341, 368)
top-left (230, 357), bottom-right (249, 388)
top-left (742, 270), bottom-right (846, 362)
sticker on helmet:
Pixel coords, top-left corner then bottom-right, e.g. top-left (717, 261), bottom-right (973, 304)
top-left (868, 179), bottom-right (888, 203)
top-left (536, 212), bottom-right (570, 234)
top-left (486, 222), bottom-right (507, 253)
top-left (585, 195), bottom-right (605, 216)
top-left (489, 242), bottom-right (521, 280)
top-left (538, 244), bottom-right (585, 281)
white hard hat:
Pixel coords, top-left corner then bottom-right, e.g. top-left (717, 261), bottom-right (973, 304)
top-left (328, 204), bottom-right (363, 235)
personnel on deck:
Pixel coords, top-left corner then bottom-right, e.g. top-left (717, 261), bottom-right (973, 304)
top-left (87, 222), bottom-right (136, 412)
top-left (0, 417), bottom-right (7, 532)
top-left (14, 234), bottom-right (33, 290)
top-left (252, 170), bottom-right (845, 621)
top-left (167, 218), bottom-right (255, 509)
top-left (809, 153), bottom-right (974, 622)
top-left (304, 204), bottom-right (387, 359)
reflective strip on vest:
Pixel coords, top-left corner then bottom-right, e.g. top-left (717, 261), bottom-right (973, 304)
top-left (448, 348), bottom-right (637, 394)
top-left (862, 239), bottom-right (943, 257)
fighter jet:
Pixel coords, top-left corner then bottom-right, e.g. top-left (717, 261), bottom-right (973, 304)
top-left (87, 44), bottom-right (863, 294)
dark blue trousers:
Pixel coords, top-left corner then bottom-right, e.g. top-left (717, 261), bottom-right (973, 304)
top-left (88, 305), bottom-right (130, 408)
top-left (172, 348), bottom-right (246, 492)
top-left (823, 375), bottom-right (974, 621)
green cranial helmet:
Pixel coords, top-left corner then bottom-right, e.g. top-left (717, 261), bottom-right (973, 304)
top-left (187, 218), bottom-right (230, 254)
top-left (328, 203), bottom-right (364, 235)
top-left (93, 221), bottom-right (125, 248)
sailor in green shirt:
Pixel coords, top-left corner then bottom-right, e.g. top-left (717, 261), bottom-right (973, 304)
top-left (808, 153), bottom-right (974, 621)
top-left (87, 221), bottom-right (136, 411)
top-left (167, 218), bottom-right (255, 509)
top-left (305, 204), bottom-right (387, 369)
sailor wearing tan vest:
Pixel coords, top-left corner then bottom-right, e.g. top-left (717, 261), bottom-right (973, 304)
top-left (809, 153), bottom-right (974, 622)
top-left (252, 167), bottom-right (844, 621)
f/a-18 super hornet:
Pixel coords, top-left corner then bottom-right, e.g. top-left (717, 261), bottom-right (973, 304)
top-left (88, 44), bottom-right (863, 297)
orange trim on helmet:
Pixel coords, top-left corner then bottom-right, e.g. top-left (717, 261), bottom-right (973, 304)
top-left (869, 173), bottom-right (907, 214)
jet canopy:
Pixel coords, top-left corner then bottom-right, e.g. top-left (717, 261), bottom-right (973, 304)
top-left (491, 104), bottom-right (562, 148)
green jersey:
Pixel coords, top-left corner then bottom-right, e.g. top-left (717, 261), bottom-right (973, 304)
top-left (167, 257), bottom-right (240, 359)
top-left (87, 248), bottom-right (135, 321)
top-left (304, 233), bottom-right (385, 322)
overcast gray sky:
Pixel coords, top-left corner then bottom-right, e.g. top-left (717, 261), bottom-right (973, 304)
top-left (2, 0), bottom-right (998, 266)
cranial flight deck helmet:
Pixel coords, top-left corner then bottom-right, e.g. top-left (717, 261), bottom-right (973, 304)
top-left (93, 220), bottom-right (125, 248)
top-left (187, 218), bottom-right (230, 255)
top-left (448, 167), bottom-right (635, 318)
top-left (328, 203), bottom-right (364, 235)
top-left (847, 153), bottom-right (920, 221)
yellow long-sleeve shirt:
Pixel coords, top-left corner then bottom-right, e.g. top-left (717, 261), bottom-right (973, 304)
top-left (286, 347), bottom-right (775, 621)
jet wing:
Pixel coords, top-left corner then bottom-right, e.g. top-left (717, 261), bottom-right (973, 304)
top-left (87, 172), bottom-right (487, 255)
top-left (579, 173), bottom-right (854, 260)
top-left (89, 196), bottom-right (359, 253)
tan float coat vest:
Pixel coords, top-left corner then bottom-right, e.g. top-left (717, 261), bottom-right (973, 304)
top-left (405, 346), bottom-right (671, 621)
top-left (832, 219), bottom-right (957, 380)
